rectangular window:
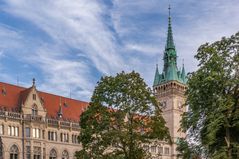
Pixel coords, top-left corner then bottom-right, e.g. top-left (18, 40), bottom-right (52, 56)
top-left (33, 94), bottom-right (36, 100)
top-left (48, 131), bottom-right (51, 140)
top-left (26, 146), bottom-right (31, 159)
top-left (11, 126), bottom-right (15, 136)
top-left (158, 147), bottom-right (163, 154)
top-left (60, 133), bottom-right (63, 142)
top-left (164, 147), bottom-right (170, 155)
top-left (33, 128), bottom-right (36, 138)
top-left (42, 130), bottom-right (45, 139)
top-left (0, 125), bottom-right (3, 135)
top-left (53, 132), bottom-right (56, 141)
top-left (8, 126), bottom-right (11, 135)
top-left (43, 148), bottom-right (46, 159)
top-left (32, 128), bottom-right (40, 138)
top-left (151, 146), bottom-right (156, 153)
top-left (75, 135), bottom-right (78, 144)
top-left (143, 145), bottom-right (149, 151)
top-left (15, 127), bottom-right (19, 136)
top-left (36, 129), bottom-right (39, 138)
top-left (26, 127), bottom-right (30, 137)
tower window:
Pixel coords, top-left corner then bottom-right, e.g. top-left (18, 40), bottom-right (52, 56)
top-left (33, 94), bottom-right (36, 100)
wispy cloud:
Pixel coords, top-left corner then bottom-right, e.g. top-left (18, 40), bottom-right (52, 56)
top-left (0, 0), bottom-right (128, 100)
top-left (0, 0), bottom-right (238, 101)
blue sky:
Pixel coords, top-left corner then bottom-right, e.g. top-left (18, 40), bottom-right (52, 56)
top-left (0, 0), bottom-right (239, 101)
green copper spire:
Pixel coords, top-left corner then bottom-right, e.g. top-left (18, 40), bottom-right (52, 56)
top-left (153, 5), bottom-right (187, 86)
top-left (166, 5), bottom-right (175, 50)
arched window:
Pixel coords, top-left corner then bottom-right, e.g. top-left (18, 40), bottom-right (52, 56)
top-left (62, 150), bottom-right (69, 159)
top-left (49, 149), bottom-right (57, 159)
top-left (10, 145), bottom-right (19, 159)
top-left (33, 146), bottom-right (41, 159)
top-left (32, 104), bottom-right (38, 116)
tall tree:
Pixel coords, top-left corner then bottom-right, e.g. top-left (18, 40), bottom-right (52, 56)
top-left (75, 71), bottom-right (170, 159)
top-left (180, 32), bottom-right (239, 159)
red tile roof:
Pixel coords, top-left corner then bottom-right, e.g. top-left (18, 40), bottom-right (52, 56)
top-left (0, 82), bottom-right (89, 121)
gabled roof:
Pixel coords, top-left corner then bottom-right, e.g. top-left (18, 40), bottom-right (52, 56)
top-left (0, 82), bottom-right (88, 121)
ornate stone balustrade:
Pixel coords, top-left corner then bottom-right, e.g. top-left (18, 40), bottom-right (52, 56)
top-left (0, 109), bottom-right (80, 129)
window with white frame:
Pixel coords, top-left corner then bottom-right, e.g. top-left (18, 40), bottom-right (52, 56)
top-left (72, 134), bottom-right (79, 144)
top-left (48, 131), bottom-right (57, 141)
top-left (8, 126), bottom-right (19, 136)
top-left (32, 128), bottom-right (40, 138)
top-left (0, 124), bottom-right (3, 135)
top-left (60, 133), bottom-right (69, 142)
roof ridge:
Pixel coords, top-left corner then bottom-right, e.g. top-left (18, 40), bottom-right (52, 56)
top-left (0, 81), bottom-right (89, 103)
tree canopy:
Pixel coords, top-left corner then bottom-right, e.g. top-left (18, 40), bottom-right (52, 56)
top-left (75, 71), bottom-right (170, 159)
top-left (180, 32), bottom-right (239, 159)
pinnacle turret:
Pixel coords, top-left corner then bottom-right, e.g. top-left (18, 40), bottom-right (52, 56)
top-left (153, 64), bottom-right (160, 86)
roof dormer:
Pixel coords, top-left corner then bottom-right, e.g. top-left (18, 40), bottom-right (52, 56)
top-left (20, 78), bottom-right (46, 118)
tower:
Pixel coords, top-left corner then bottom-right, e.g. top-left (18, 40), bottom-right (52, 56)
top-left (153, 5), bottom-right (187, 158)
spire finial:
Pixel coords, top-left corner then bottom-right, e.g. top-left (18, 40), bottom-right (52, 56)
top-left (32, 78), bottom-right (35, 86)
top-left (165, 4), bottom-right (175, 51)
top-left (168, 4), bottom-right (171, 17)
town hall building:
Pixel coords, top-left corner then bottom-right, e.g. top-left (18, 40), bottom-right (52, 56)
top-left (0, 6), bottom-right (186, 159)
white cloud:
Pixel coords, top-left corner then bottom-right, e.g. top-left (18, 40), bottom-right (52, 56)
top-left (1, 0), bottom-right (130, 100)
top-left (1, 0), bottom-right (239, 100)
top-left (111, 0), bottom-right (239, 86)
top-left (124, 43), bottom-right (161, 55)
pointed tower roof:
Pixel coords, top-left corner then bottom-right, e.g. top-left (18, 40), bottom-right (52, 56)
top-left (181, 61), bottom-right (186, 83)
top-left (166, 5), bottom-right (175, 51)
top-left (153, 5), bottom-right (187, 86)
top-left (153, 64), bottom-right (160, 86)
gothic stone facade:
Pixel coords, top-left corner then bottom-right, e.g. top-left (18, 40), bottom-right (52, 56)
top-left (0, 81), bottom-right (88, 159)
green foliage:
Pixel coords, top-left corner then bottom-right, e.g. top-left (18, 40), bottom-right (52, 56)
top-left (176, 138), bottom-right (203, 159)
top-left (180, 32), bottom-right (239, 159)
top-left (75, 71), bottom-right (170, 159)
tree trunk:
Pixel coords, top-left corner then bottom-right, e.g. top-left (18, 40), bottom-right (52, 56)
top-left (225, 127), bottom-right (232, 159)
